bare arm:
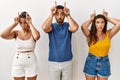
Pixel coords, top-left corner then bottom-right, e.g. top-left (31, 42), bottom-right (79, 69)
top-left (67, 15), bottom-right (79, 32)
top-left (0, 23), bottom-right (18, 39)
top-left (81, 19), bottom-right (92, 37)
top-left (42, 2), bottom-right (57, 33)
top-left (107, 17), bottom-right (120, 38)
top-left (26, 15), bottom-right (40, 41)
top-left (102, 10), bottom-right (120, 38)
top-left (42, 13), bottom-right (53, 32)
top-left (81, 11), bottom-right (96, 37)
top-left (63, 3), bottom-right (78, 32)
top-left (29, 23), bottom-right (40, 41)
top-left (0, 17), bottom-right (19, 39)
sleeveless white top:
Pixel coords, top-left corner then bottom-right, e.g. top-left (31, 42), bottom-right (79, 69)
top-left (15, 36), bottom-right (35, 52)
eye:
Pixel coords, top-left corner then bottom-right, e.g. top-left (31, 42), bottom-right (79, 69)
top-left (19, 22), bottom-right (22, 24)
top-left (101, 21), bottom-right (105, 23)
top-left (96, 21), bottom-right (100, 23)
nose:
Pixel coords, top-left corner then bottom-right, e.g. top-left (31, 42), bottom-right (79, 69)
top-left (58, 14), bottom-right (62, 18)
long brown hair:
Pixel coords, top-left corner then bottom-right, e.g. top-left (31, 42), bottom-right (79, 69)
top-left (88, 14), bottom-right (107, 46)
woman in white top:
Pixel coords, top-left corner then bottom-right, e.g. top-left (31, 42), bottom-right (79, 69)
top-left (0, 11), bottom-right (40, 80)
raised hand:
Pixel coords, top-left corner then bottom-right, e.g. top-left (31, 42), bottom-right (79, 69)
top-left (26, 13), bottom-right (32, 25)
top-left (102, 9), bottom-right (108, 18)
top-left (14, 12), bottom-right (20, 24)
top-left (63, 2), bottom-right (70, 16)
top-left (51, 1), bottom-right (57, 15)
top-left (90, 10), bottom-right (96, 21)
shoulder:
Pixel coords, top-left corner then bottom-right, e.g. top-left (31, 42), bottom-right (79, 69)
top-left (64, 22), bottom-right (69, 26)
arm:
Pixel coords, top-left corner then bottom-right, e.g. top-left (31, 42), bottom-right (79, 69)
top-left (0, 17), bottom-right (19, 39)
top-left (81, 11), bottom-right (96, 37)
top-left (81, 19), bottom-right (92, 37)
top-left (67, 15), bottom-right (79, 32)
top-left (63, 3), bottom-right (78, 32)
top-left (102, 10), bottom-right (120, 38)
top-left (107, 17), bottom-right (120, 38)
top-left (26, 15), bottom-right (40, 41)
top-left (29, 23), bottom-right (40, 41)
top-left (42, 2), bottom-right (57, 33)
top-left (42, 13), bottom-right (53, 32)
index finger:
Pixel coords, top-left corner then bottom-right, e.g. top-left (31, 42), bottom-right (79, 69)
top-left (103, 9), bottom-right (105, 11)
top-left (64, 2), bottom-right (66, 8)
top-left (55, 1), bottom-right (57, 7)
top-left (18, 12), bottom-right (20, 17)
top-left (93, 10), bottom-right (96, 14)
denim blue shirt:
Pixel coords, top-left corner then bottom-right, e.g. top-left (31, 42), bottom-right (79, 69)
top-left (48, 22), bottom-right (72, 62)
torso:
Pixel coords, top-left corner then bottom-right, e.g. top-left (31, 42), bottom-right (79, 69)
top-left (89, 32), bottom-right (111, 57)
top-left (17, 30), bottom-right (32, 40)
top-left (15, 30), bottom-right (35, 53)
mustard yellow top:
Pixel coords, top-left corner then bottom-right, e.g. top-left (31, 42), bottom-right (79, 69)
top-left (89, 32), bottom-right (111, 57)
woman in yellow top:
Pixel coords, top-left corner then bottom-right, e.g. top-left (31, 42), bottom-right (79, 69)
top-left (81, 10), bottom-right (120, 80)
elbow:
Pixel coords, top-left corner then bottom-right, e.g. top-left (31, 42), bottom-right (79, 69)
top-left (81, 25), bottom-right (84, 31)
top-left (0, 33), bottom-right (6, 38)
top-left (34, 34), bottom-right (40, 41)
top-left (42, 25), bottom-right (52, 33)
top-left (36, 32), bottom-right (40, 41)
top-left (74, 24), bottom-right (79, 31)
top-left (71, 25), bottom-right (79, 32)
top-left (74, 26), bottom-right (79, 32)
top-left (42, 25), bottom-right (46, 32)
top-left (36, 35), bottom-right (40, 40)
top-left (42, 25), bottom-right (48, 32)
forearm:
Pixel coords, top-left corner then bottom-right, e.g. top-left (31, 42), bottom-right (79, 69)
top-left (81, 19), bottom-right (92, 30)
top-left (81, 19), bottom-right (92, 37)
top-left (29, 23), bottom-right (40, 40)
top-left (67, 15), bottom-right (79, 32)
top-left (42, 13), bottom-right (53, 32)
top-left (107, 17), bottom-right (120, 25)
top-left (107, 17), bottom-right (120, 38)
top-left (0, 23), bottom-right (17, 37)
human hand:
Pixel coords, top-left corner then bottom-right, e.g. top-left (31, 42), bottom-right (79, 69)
top-left (90, 10), bottom-right (96, 21)
top-left (26, 13), bottom-right (32, 25)
top-left (63, 2), bottom-right (70, 16)
top-left (14, 12), bottom-right (20, 24)
top-left (102, 9), bottom-right (108, 18)
top-left (51, 1), bottom-right (57, 15)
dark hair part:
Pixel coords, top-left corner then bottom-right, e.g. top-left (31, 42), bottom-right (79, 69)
top-left (56, 5), bottom-right (64, 9)
top-left (88, 14), bottom-right (107, 46)
top-left (19, 11), bottom-right (29, 18)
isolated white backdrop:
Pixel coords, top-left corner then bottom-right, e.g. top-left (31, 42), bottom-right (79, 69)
top-left (0, 0), bottom-right (120, 80)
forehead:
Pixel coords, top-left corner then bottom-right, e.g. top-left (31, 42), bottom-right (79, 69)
top-left (96, 18), bottom-right (105, 21)
top-left (20, 18), bottom-right (26, 22)
top-left (56, 9), bottom-right (64, 13)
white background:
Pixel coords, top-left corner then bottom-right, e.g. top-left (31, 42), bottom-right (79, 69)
top-left (0, 0), bottom-right (120, 80)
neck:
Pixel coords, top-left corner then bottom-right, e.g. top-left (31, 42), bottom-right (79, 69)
top-left (97, 31), bottom-right (104, 36)
top-left (22, 29), bottom-right (30, 33)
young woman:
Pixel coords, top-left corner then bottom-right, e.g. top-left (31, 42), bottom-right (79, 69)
top-left (81, 10), bottom-right (120, 80)
top-left (0, 11), bottom-right (40, 80)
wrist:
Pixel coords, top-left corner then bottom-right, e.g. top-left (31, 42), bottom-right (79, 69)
top-left (66, 14), bottom-right (70, 17)
top-left (13, 22), bottom-right (18, 26)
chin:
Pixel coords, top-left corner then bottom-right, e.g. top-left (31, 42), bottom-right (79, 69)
top-left (57, 21), bottom-right (63, 24)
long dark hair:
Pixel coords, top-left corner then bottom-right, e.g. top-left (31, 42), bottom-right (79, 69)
top-left (88, 14), bottom-right (107, 46)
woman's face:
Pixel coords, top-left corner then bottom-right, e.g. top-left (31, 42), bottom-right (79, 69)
top-left (95, 18), bottom-right (105, 32)
top-left (19, 18), bottom-right (29, 30)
